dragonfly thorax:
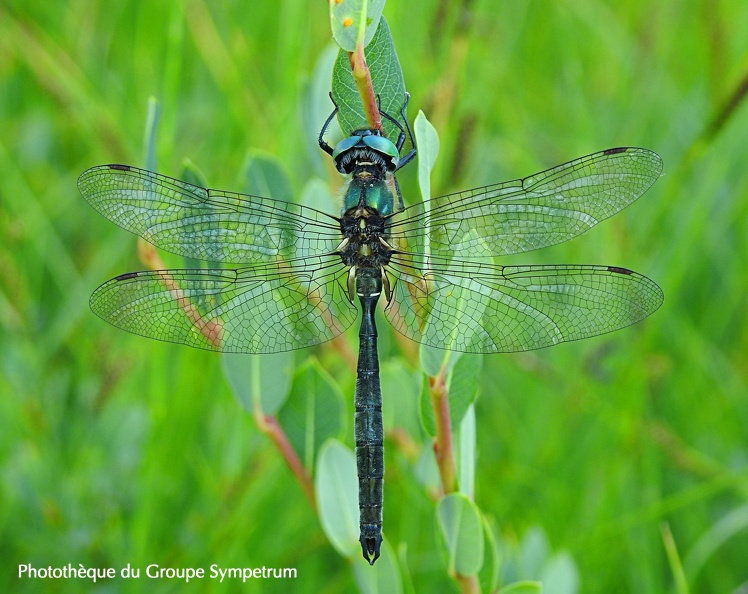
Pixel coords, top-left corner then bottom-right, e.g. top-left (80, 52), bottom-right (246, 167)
top-left (338, 200), bottom-right (394, 304)
top-left (342, 163), bottom-right (396, 216)
top-left (338, 206), bottom-right (392, 269)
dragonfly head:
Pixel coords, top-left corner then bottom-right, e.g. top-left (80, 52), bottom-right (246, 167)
top-left (332, 129), bottom-right (400, 174)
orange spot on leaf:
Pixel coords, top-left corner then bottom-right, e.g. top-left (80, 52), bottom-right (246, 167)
top-left (343, 17), bottom-right (353, 27)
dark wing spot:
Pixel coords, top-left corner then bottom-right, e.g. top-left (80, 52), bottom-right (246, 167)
top-left (108, 164), bottom-right (131, 171)
top-left (114, 271), bottom-right (140, 281)
top-left (603, 147), bottom-right (628, 155)
top-left (607, 266), bottom-right (633, 275)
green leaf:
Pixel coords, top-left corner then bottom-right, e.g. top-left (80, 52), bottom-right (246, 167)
top-left (329, 0), bottom-right (386, 52)
top-left (413, 440), bottom-right (440, 491)
top-left (436, 493), bottom-right (484, 576)
top-left (420, 342), bottom-right (462, 378)
top-left (539, 552), bottom-right (579, 594)
top-left (418, 353), bottom-right (481, 438)
top-left (331, 17), bottom-right (407, 141)
top-left (301, 44), bottom-right (342, 179)
top-left (501, 582), bottom-right (543, 594)
top-left (448, 354), bottom-right (483, 427)
top-left (352, 538), bottom-right (403, 594)
top-left (278, 358), bottom-right (346, 471)
top-left (316, 439), bottom-right (359, 558)
top-left (143, 96), bottom-right (159, 171)
top-left (415, 109), bottom-right (456, 379)
top-left (478, 515), bottom-right (501, 594)
top-left (418, 375), bottom-right (435, 436)
top-left (457, 403), bottom-right (476, 498)
top-left (179, 159), bottom-right (208, 188)
top-left (661, 523), bottom-right (689, 594)
top-left (380, 359), bottom-right (420, 437)
top-left (520, 527), bottom-right (550, 577)
top-left (222, 352), bottom-right (294, 416)
top-left (414, 110), bottom-right (440, 202)
top-left (300, 177), bottom-right (336, 214)
top-left (240, 150), bottom-right (294, 202)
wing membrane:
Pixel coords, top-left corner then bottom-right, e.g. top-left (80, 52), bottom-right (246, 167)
top-left (385, 253), bottom-right (663, 353)
top-left (90, 255), bottom-right (356, 353)
top-left (388, 147), bottom-right (662, 259)
top-left (78, 165), bottom-right (341, 264)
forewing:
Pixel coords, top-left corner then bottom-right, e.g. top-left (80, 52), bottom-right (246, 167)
top-left (388, 147), bottom-right (662, 258)
top-left (384, 254), bottom-right (663, 353)
top-left (78, 165), bottom-right (341, 264)
top-left (90, 256), bottom-right (357, 353)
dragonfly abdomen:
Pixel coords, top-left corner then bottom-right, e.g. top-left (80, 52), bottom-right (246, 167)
top-left (354, 267), bottom-right (384, 565)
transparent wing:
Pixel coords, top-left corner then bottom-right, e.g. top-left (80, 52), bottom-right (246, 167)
top-left (388, 147), bottom-right (662, 258)
top-left (89, 255), bottom-right (356, 353)
top-left (78, 165), bottom-right (341, 264)
top-left (384, 253), bottom-right (663, 353)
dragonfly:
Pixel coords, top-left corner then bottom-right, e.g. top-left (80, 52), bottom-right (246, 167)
top-left (78, 97), bottom-right (663, 565)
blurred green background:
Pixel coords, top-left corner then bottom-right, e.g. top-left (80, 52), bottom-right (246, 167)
top-left (2, 1), bottom-right (747, 592)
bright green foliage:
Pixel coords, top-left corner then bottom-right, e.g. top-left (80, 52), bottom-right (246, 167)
top-left (415, 110), bottom-right (440, 202)
top-left (222, 352), bottom-right (294, 416)
top-left (278, 358), bottom-right (345, 471)
top-left (316, 439), bottom-right (359, 557)
top-left (437, 493), bottom-right (485, 575)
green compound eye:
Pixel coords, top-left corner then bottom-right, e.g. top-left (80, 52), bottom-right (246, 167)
top-left (362, 135), bottom-right (400, 170)
top-left (332, 135), bottom-right (364, 162)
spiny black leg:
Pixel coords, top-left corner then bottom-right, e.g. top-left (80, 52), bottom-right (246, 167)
top-left (379, 93), bottom-right (417, 171)
top-left (396, 93), bottom-right (417, 170)
top-left (380, 108), bottom-right (408, 154)
top-left (318, 92), bottom-right (339, 157)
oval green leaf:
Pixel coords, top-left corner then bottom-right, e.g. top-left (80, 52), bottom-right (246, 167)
top-left (222, 352), bottom-right (294, 416)
top-left (539, 552), bottom-right (579, 594)
top-left (478, 514), bottom-right (501, 594)
top-left (414, 110), bottom-right (439, 202)
top-left (436, 492), bottom-right (484, 576)
top-left (241, 149), bottom-right (294, 202)
top-left (278, 358), bottom-right (345, 470)
top-left (448, 353), bottom-right (483, 426)
top-left (457, 403), bottom-right (476, 498)
top-left (380, 359), bottom-right (420, 436)
top-left (329, 0), bottom-right (386, 52)
top-left (316, 439), bottom-right (359, 558)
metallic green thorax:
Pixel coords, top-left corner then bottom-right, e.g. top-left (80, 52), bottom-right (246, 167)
top-left (342, 165), bottom-right (397, 217)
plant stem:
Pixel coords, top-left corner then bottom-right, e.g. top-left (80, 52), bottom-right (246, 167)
top-left (429, 369), bottom-right (456, 494)
top-left (347, 43), bottom-right (383, 132)
top-left (253, 399), bottom-right (317, 511)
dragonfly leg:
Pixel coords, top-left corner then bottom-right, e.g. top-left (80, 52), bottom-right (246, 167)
top-left (318, 92), bottom-right (339, 156)
top-left (395, 93), bottom-right (416, 170)
top-left (379, 93), bottom-right (416, 170)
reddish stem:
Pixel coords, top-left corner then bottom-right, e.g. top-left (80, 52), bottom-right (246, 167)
top-left (347, 43), bottom-right (383, 132)
top-left (253, 400), bottom-right (317, 511)
top-left (429, 370), bottom-right (456, 494)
